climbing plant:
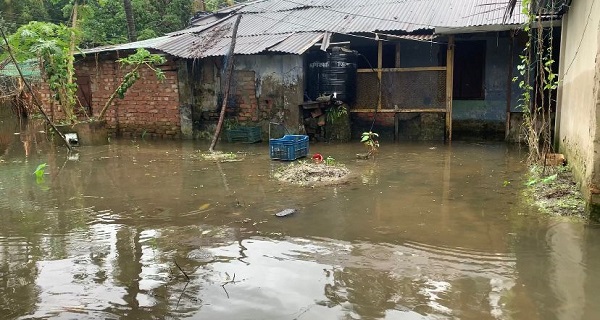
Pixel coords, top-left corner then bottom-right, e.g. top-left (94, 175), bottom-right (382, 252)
top-left (514, 0), bottom-right (559, 164)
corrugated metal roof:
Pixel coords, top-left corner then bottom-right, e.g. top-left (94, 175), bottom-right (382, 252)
top-left (82, 36), bottom-right (173, 54)
top-left (270, 32), bottom-right (324, 53)
top-left (84, 0), bottom-right (529, 58)
top-left (233, 0), bottom-right (525, 31)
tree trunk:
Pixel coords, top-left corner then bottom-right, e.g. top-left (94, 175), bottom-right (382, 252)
top-left (123, 0), bottom-right (137, 42)
top-left (62, 2), bottom-right (78, 122)
top-left (208, 15), bottom-right (242, 152)
top-left (193, 0), bottom-right (206, 11)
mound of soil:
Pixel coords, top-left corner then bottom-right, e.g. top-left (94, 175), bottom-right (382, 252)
top-left (274, 162), bottom-right (350, 186)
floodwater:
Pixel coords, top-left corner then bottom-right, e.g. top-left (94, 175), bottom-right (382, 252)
top-left (1, 114), bottom-right (600, 320)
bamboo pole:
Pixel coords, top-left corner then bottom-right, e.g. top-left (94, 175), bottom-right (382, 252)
top-left (377, 39), bottom-right (383, 111)
top-left (209, 15), bottom-right (242, 152)
top-left (0, 26), bottom-right (73, 152)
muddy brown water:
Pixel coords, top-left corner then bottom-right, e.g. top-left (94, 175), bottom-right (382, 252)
top-left (1, 116), bottom-right (600, 319)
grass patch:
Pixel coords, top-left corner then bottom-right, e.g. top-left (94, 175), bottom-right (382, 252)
top-left (524, 165), bottom-right (586, 218)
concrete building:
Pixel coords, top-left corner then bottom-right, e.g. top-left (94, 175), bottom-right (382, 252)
top-left (53, 0), bottom-right (540, 141)
top-left (555, 0), bottom-right (600, 217)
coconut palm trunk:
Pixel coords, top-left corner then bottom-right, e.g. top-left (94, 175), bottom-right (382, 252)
top-left (123, 0), bottom-right (137, 42)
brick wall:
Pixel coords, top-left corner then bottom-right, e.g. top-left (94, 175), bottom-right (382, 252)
top-left (41, 54), bottom-right (181, 138)
top-left (351, 112), bottom-right (395, 140)
top-left (233, 70), bottom-right (259, 122)
top-left (350, 112), bottom-right (445, 140)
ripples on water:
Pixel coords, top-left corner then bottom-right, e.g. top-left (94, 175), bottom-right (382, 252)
top-left (1, 118), bottom-right (600, 319)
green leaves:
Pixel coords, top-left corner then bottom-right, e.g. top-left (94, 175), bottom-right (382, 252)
top-left (361, 131), bottom-right (380, 156)
top-left (34, 163), bottom-right (47, 178)
top-left (114, 48), bottom-right (166, 99)
top-left (34, 163), bottom-right (50, 187)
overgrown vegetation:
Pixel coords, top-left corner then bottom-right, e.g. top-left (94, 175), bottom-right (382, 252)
top-left (514, 0), bottom-right (559, 164)
top-left (524, 165), bottom-right (586, 218)
top-left (0, 0), bottom-right (246, 47)
top-left (2, 21), bottom-right (79, 122)
top-left (508, 1), bottom-right (587, 218)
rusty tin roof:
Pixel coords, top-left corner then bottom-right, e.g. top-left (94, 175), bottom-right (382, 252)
top-left (83, 0), bottom-right (527, 58)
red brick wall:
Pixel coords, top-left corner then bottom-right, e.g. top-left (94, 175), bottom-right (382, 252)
top-left (41, 54), bottom-right (181, 138)
top-left (233, 70), bottom-right (259, 122)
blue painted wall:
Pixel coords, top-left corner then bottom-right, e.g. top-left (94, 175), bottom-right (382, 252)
top-left (453, 33), bottom-right (524, 121)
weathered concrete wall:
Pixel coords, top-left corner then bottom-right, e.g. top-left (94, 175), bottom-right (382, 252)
top-left (194, 54), bottom-right (304, 139)
top-left (556, 0), bottom-right (600, 214)
top-left (41, 53), bottom-right (182, 138)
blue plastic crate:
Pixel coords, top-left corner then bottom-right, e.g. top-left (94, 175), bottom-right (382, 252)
top-left (269, 135), bottom-right (309, 160)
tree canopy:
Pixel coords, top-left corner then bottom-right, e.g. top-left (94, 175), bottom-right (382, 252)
top-left (1, 0), bottom-right (244, 48)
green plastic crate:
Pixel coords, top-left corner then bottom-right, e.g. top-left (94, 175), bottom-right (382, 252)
top-left (225, 126), bottom-right (262, 143)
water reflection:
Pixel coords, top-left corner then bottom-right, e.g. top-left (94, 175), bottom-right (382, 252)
top-left (0, 116), bottom-right (600, 319)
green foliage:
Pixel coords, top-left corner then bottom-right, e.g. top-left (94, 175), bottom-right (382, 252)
top-left (0, 0), bottom-right (53, 33)
top-left (205, 0), bottom-right (235, 11)
top-left (325, 156), bottom-right (335, 166)
top-left (513, 0), bottom-right (558, 164)
top-left (361, 131), bottom-right (379, 156)
top-left (34, 162), bottom-right (48, 185)
top-left (2, 21), bottom-right (79, 122)
top-left (2, 0), bottom-right (253, 48)
top-left (114, 48), bottom-right (166, 99)
top-left (33, 163), bottom-right (47, 178)
top-left (326, 105), bottom-right (347, 124)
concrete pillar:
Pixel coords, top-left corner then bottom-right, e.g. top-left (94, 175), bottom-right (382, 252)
top-left (589, 18), bottom-right (600, 219)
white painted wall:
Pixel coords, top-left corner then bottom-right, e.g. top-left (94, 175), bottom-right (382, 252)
top-left (557, 0), bottom-right (600, 201)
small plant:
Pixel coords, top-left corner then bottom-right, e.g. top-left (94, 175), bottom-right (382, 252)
top-left (361, 131), bottom-right (380, 157)
top-left (325, 156), bottom-right (336, 166)
top-left (34, 163), bottom-right (47, 184)
top-left (326, 105), bottom-right (348, 124)
top-left (34, 163), bottom-right (47, 178)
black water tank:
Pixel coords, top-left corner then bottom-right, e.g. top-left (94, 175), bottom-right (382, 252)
top-left (306, 47), bottom-right (357, 104)
top-left (306, 50), bottom-right (327, 102)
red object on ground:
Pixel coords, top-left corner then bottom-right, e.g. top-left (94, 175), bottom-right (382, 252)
top-left (312, 153), bottom-right (323, 162)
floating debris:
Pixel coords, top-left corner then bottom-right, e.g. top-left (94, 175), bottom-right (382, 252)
top-left (198, 151), bottom-right (241, 162)
top-left (274, 162), bottom-right (350, 186)
top-left (275, 208), bottom-right (296, 217)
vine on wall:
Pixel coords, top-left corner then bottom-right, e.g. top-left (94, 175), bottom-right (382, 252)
top-left (515, 0), bottom-right (560, 164)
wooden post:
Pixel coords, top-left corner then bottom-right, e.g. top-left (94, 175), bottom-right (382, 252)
top-left (209, 15), bottom-right (242, 152)
top-left (394, 43), bottom-right (400, 140)
top-left (395, 43), bottom-right (401, 68)
top-left (377, 39), bottom-right (383, 111)
top-left (505, 32), bottom-right (514, 141)
top-left (445, 35), bottom-right (455, 142)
